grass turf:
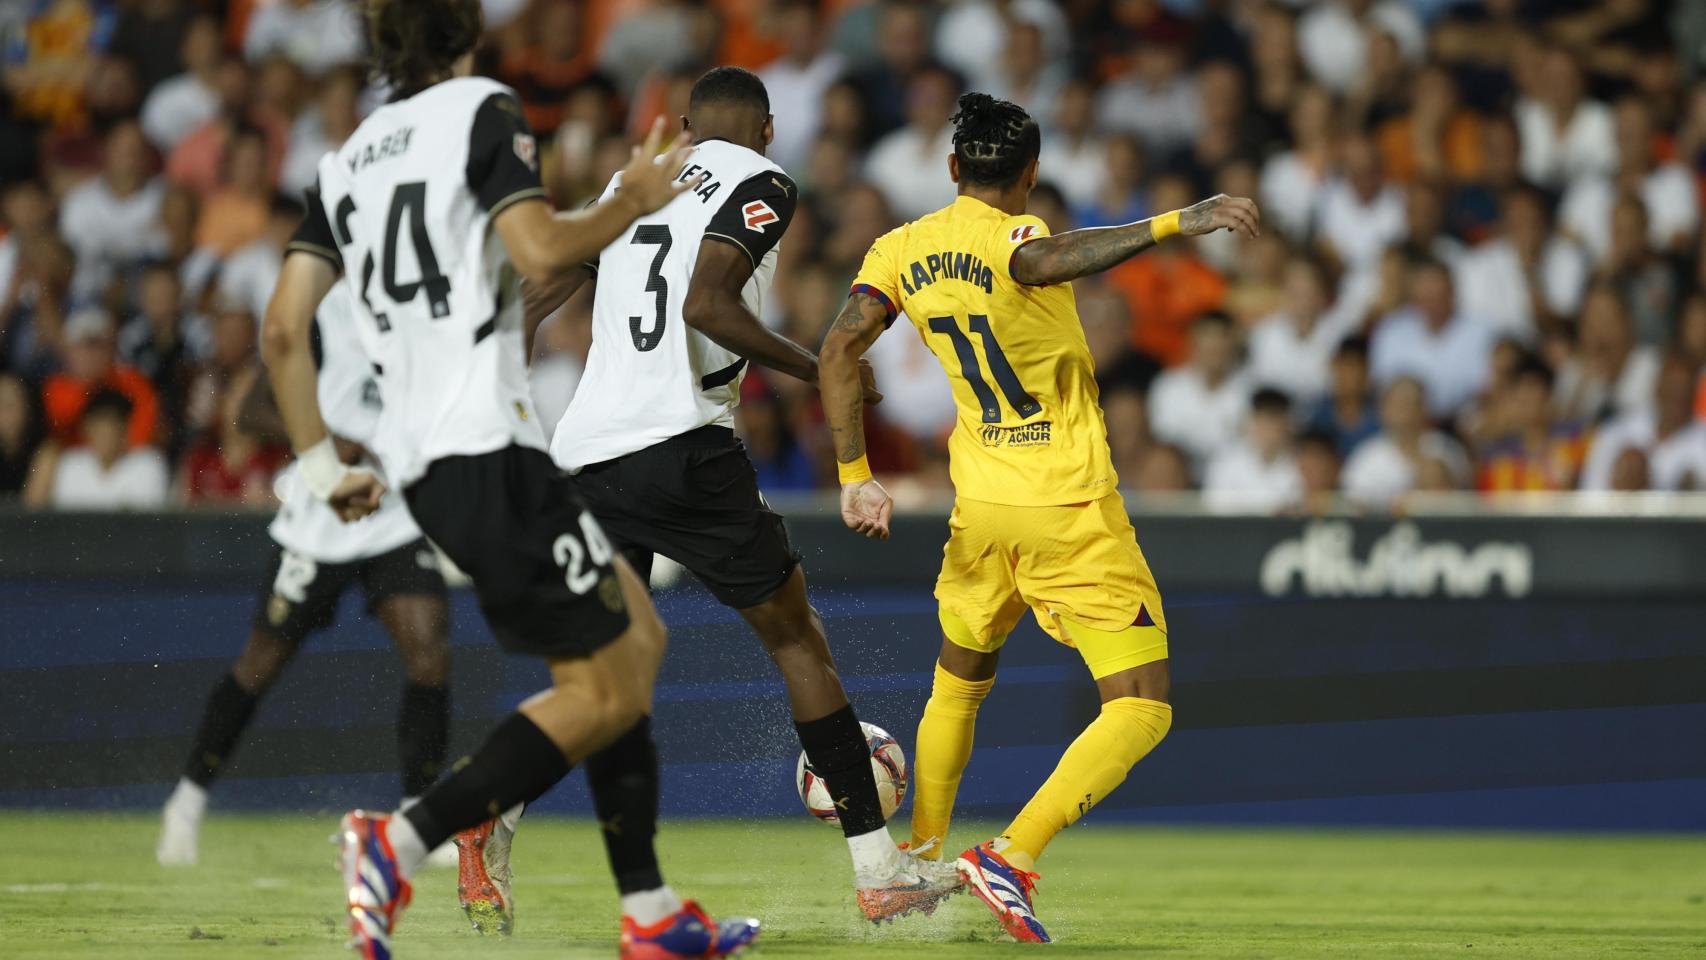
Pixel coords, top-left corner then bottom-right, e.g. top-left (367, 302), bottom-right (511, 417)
top-left (0, 813), bottom-right (1701, 958)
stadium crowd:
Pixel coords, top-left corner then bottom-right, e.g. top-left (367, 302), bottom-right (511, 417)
top-left (4, 0), bottom-right (1706, 514)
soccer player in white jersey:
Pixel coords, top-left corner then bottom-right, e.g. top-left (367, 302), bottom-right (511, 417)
top-left (259, 2), bottom-right (755, 957)
top-left (157, 282), bottom-right (453, 869)
top-left (521, 66), bottom-right (963, 922)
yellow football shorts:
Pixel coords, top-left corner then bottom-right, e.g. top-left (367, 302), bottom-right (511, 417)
top-left (933, 493), bottom-right (1168, 679)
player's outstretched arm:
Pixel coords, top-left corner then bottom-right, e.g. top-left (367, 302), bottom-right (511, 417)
top-left (260, 252), bottom-right (382, 521)
top-left (819, 291), bottom-right (895, 540)
top-left (496, 117), bottom-right (695, 286)
top-left (682, 239), bottom-right (823, 384)
top-left (1010, 194), bottom-right (1260, 286)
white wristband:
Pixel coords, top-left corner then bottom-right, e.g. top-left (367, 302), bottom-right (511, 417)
top-left (296, 437), bottom-right (349, 502)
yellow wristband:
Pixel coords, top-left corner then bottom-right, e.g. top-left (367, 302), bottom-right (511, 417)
top-left (1152, 209), bottom-right (1182, 241)
top-left (837, 454), bottom-right (873, 485)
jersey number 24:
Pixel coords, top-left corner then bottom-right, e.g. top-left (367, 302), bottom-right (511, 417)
top-left (333, 181), bottom-right (452, 332)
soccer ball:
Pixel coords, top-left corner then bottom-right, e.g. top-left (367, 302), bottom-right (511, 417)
top-left (796, 721), bottom-right (908, 825)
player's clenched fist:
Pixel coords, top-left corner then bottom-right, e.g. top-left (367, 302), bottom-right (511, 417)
top-left (840, 478), bottom-right (893, 541)
top-left (1179, 194), bottom-right (1260, 239)
top-left (329, 470), bottom-right (386, 523)
top-left (619, 116), bottom-right (697, 214)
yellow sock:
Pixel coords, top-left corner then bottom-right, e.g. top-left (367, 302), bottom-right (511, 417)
top-left (909, 662), bottom-right (993, 859)
top-left (1000, 697), bottom-right (1172, 867)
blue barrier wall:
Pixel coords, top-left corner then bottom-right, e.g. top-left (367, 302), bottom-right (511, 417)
top-left (4, 553), bottom-right (1702, 831)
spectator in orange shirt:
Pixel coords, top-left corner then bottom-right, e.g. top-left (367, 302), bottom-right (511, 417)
top-left (41, 307), bottom-right (160, 449)
top-left (1478, 355), bottom-right (1589, 492)
top-left (194, 124), bottom-right (272, 257)
top-left (1107, 175), bottom-right (1228, 366)
top-left (496, 0), bottom-right (600, 134)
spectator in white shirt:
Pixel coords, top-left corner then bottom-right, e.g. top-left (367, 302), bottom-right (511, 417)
top-left (1342, 377), bottom-right (1470, 507)
top-left (1149, 312), bottom-right (1253, 469)
top-left (757, 1), bottom-right (844, 175)
top-left (1315, 130), bottom-right (1407, 276)
top-left (1453, 184), bottom-right (1589, 344)
top-left (59, 120), bottom-right (167, 301)
top-left (280, 65), bottom-right (363, 200)
top-left (1554, 282), bottom-right (1661, 424)
top-left (1096, 39), bottom-right (1200, 161)
top-left (1600, 195), bottom-right (1684, 348)
top-left (1259, 84), bottom-right (1335, 241)
top-left (1204, 388), bottom-right (1305, 513)
top-left (218, 195), bottom-right (304, 323)
top-left (40, 389), bottom-right (169, 511)
top-left (140, 14), bottom-right (222, 152)
top-left (1560, 96), bottom-right (1699, 263)
top-left (1037, 79), bottom-right (1107, 210)
top-left (1297, 0), bottom-right (1425, 95)
top-left (932, 0), bottom-right (1068, 97)
top-left (979, 19), bottom-right (1068, 126)
top-left (1370, 257), bottom-right (1496, 418)
top-left (1579, 353), bottom-right (1706, 491)
top-left (243, 0), bottom-right (366, 78)
top-left (865, 66), bottom-right (961, 220)
top-left (1248, 253), bottom-right (1355, 409)
top-left (1514, 45), bottom-right (1616, 189)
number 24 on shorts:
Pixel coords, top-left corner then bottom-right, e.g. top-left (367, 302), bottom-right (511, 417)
top-left (552, 513), bottom-right (615, 595)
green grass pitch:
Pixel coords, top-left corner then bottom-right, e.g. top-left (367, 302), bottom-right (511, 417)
top-left (1, 812), bottom-right (1701, 958)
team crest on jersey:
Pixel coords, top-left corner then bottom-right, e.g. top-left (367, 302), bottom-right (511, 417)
top-left (513, 133), bottom-right (538, 171)
top-left (1009, 224), bottom-right (1038, 244)
top-left (743, 200), bottom-right (779, 233)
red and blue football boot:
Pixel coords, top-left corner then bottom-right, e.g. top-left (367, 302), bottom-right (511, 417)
top-left (336, 810), bottom-right (414, 959)
top-left (619, 899), bottom-right (760, 959)
top-left (956, 840), bottom-right (1050, 943)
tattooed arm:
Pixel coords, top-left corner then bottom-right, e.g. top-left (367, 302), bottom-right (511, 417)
top-left (818, 290), bottom-right (895, 539)
top-left (1010, 193), bottom-right (1260, 286)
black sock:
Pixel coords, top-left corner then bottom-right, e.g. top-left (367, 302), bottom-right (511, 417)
top-left (183, 674), bottom-right (259, 787)
top-left (398, 683), bottom-right (450, 798)
top-left (402, 712), bottom-right (570, 851)
top-left (585, 716), bottom-right (664, 894)
top-left (796, 703), bottom-right (888, 837)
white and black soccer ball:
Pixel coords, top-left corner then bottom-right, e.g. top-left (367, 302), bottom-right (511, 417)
top-left (796, 721), bottom-right (908, 825)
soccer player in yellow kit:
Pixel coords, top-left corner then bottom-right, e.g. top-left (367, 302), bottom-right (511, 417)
top-left (818, 93), bottom-right (1258, 943)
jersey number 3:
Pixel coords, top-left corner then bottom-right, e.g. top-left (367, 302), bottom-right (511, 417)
top-left (629, 225), bottom-right (672, 351)
top-left (928, 314), bottom-right (1042, 423)
top-left (333, 181), bottom-right (452, 332)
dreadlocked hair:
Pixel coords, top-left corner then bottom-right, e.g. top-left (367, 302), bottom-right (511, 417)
top-left (365, 0), bottom-right (484, 98)
top-left (950, 92), bottom-right (1040, 187)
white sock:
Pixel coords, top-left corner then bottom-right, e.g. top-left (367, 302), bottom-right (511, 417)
top-left (848, 827), bottom-right (902, 886)
top-left (166, 779), bottom-right (208, 819)
top-left (499, 802), bottom-right (524, 833)
top-left (385, 811), bottom-right (429, 879)
top-left (621, 885), bottom-right (682, 926)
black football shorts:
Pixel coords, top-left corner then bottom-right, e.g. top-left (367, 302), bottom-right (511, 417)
top-left (251, 537), bottom-right (447, 644)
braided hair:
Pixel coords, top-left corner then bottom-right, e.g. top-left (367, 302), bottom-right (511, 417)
top-left (950, 92), bottom-right (1040, 187)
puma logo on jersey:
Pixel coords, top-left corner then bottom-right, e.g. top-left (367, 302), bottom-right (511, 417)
top-left (770, 176), bottom-right (792, 197)
top-left (1009, 224), bottom-right (1038, 244)
top-left (512, 132), bottom-right (537, 171)
top-left (743, 200), bottom-right (779, 232)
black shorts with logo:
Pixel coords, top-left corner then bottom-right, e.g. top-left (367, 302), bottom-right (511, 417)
top-left (252, 537), bottom-right (447, 644)
top-left (574, 425), bottom-right (801, 610)
top-left (404, 444), bottom-right (630, 659)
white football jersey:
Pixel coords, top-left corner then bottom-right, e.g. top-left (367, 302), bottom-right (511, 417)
top-left (551, 138), bottom-right (797, 471)
top-left (268, 281), bottom-right (421, 563)
top-left (292, 76), bottom-right (551, 487)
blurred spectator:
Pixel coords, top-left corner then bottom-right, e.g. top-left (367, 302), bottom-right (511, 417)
top-left (118, 262), bottom-right (204, 452)
top-left (7, 0), bottom-right (116, 127)
top-left (243, 0), bottom-right (364, 77)
top-left (41, 308), bottom-right (159, 449)
top-left (1132, 442), bottom-right (1191, 494)
top-left (844, 1), bottom-right (932, 139)
top-left (758, 1), bottom-right (843, 174)
top-left (1316, 130), bottom-right (1407, 278)
top-left (1111, 175), bottom-right (1226, 366)
top-left (738, 376), bottom-right (817, 492)
top-left (1370, 257), bottom-right (1496, 418)
top-left (598, 0), bottom-right (700, 97)
top-left (0, 373), bottom-right (44, 497)
top-left (1096, 36), bottom-right (1198, 161)
top-left (1148, 312), bottom-right (1250, 468)
top-left (865, 65), bottom-right (960, 220)
top-left (31, 388), bottom-right (170, 511)
top-left (1599, 195), bottom-right (1682, 348)
top-left (1295, 428), bottom-right (1342, 509)
top-left (977, 15), bottom-right (1067, 124)
top-left (1305, 336), bottom-right (1382, 455)
top-left (1072, 135), bottom-right (1146, 229)
top-left (0, 234), bottom-right (75, 379)
top-left (1297, 0), bottom-right (1423, 95)
top-left (1560, 97), bottom-right (1699, 264)
top-left (1580, 354), bottom-right (1706, 491)
top-left (496, 0), bottom-right (598, 135)
top-left (1259, 84), bottom-right (1334, 241)
top-left (60, 120), bottom-right (166, 300)
top-left (1515, 45), bottom-right (1616, 189)
top-left (1554, 283), bottom-right (1660, 424)
top-left (109, 0), bottom-right (194, 94)
top-left (195, 124), bottom-right (275, 256)
top-left (1342, 377), bottom-right (1469, 506)
top-left (1373, 63), bottom-right (1481, 184)
top-left (1453, 185), bottom-right (1589, 344)
top-left (1478, 356), bottom-right (1589, 492)
top-left (140, 13), bottom-right (222, 152)
top-left (1203, 388), bottom-right (1303, 513)
top-left (1249, 253), bottom-right (1356, 408)
top-left (217, 194), bottom-right (301, 322)
top-left (280, 65), bottom-right (363, 198)
top-left (1037, 79), bottom-right (1107, 211)
top-left (179, 365), bottom-right (286, 505)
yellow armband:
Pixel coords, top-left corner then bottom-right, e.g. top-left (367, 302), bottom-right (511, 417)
top-left (1151, 209), bottom-right (1182, 241)
top-left (837, 454), bottom-right (873, 485)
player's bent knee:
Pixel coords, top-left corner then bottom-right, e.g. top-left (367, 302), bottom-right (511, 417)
top-left (233, 631), bottom-right (302, 692)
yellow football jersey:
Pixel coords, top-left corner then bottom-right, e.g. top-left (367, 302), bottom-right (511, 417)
top-left (851, 195), bottom-right (1116, 506)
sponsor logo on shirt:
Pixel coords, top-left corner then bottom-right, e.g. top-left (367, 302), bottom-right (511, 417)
top-left (978, 421), bottom-right (1052, 448)
top-left (743, 200), bottom-right (779, 232)
top-left (1009, 224), bottom-right (1038, 244)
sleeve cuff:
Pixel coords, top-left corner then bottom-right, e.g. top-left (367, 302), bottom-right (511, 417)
top-left (849, 284), bottom-right (898, 327)
top-left (702, 231), bottom-right (758, 270)
top-left (286, 240), bottom-right (342, 270)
